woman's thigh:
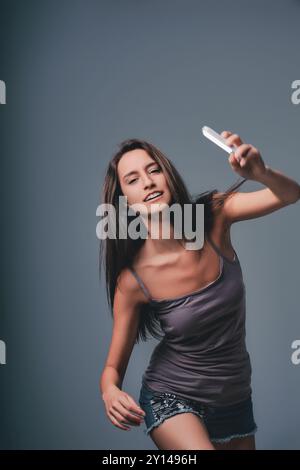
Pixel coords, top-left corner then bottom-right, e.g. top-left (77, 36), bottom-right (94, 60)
top-left (149, 412), bottom-right (215, 450)
top-left (214, 435), bottom-right (256, 450)
top-left (139, 383), bottom-right (257, 450)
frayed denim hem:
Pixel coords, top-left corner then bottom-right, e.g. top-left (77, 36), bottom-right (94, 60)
top-left (143, 408), bottom-right (205, 436)
top-left (210, 425), bottom-right (258, 443)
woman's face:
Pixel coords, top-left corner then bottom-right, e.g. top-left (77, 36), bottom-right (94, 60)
top-left (117, 149), bottom-right (172, 214)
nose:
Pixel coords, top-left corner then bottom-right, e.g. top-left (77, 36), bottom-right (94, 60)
top-left (142, 172), bottom-right (155, 189)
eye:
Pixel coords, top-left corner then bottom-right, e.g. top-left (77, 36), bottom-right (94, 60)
top-left (149, 168), bottom-right (161, 174)
top-left (127, 167), bottom-right (161, 184)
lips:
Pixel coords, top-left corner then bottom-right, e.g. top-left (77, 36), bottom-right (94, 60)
top-left (144, 191), bottom-right (163, 202)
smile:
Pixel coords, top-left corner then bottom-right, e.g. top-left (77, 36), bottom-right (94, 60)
top-left (144, 191), bottom-right (163, 202)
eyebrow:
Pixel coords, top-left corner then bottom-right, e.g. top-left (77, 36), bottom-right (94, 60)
top-left (123, 162), bottom-right (158, 180)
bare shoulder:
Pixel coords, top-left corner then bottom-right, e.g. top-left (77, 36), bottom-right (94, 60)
top-left (115, 267), bottom-right (149, 310)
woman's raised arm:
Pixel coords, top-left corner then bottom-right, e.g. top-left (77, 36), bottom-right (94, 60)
top-left (219, 130), bottom-right (300, 224)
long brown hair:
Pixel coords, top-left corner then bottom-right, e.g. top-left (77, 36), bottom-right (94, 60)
top-left (98, 138), bottom-right (247, 343)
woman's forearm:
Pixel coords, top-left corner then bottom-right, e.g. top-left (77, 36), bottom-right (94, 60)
top-left (221, 130), bottom-right (300, 204)
top-left (100, 366), bottom-right (123, 398)
top-left (255, 165), bottom-right (300, 204)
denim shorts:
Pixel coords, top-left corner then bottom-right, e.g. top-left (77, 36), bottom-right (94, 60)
top-left (138, 382), bottom-right (258, 443)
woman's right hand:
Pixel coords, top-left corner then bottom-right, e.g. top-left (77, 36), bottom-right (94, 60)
top-left (102, 385), bottom-right (146, 431)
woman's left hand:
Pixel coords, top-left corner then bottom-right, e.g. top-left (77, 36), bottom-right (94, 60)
top-left (221, 131), bottom-right (267, 181)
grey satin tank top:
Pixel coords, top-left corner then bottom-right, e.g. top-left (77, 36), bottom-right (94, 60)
top-left (129, 233), bottom-right (252, 407)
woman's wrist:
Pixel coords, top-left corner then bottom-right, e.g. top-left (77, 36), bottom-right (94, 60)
top-left (254, 165), bottom-right (300, 203)
top-left (253, 164), bottom-right (271, 184)
top-left (102, 384), bottom-right (120, 400)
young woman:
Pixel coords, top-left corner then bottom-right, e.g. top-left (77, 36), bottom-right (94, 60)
top-left (99, 132), bottom-right (299, 450)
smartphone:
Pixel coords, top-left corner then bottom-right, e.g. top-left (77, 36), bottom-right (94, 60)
top-left (202, 126), bottom-right (237, 154)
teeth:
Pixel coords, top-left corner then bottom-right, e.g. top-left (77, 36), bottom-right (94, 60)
top-left (146, 192), bottom-right (162, 201)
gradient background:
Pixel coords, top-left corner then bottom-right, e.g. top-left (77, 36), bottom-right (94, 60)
top-left (0, 0), bottom-right (299, 450)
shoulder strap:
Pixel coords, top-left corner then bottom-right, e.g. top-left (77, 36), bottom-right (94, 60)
top-left (128, 267), bottom-right (153, 302)
top-left (205, 232), bottom-right (237, 262)
top-left (205, 232), bottom-right (224, 257)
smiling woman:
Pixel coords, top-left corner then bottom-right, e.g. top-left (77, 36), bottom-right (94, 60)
top-left (99, 136), bottom-right (299, 450)
top-left (99, 138), bottom-right (246, 332)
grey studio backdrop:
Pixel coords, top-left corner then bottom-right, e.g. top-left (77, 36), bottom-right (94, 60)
top-left (0, 0), bottom-right (299, 450)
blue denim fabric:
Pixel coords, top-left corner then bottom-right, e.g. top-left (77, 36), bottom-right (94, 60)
top-left (138, 382), bottom-right (258, 443)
